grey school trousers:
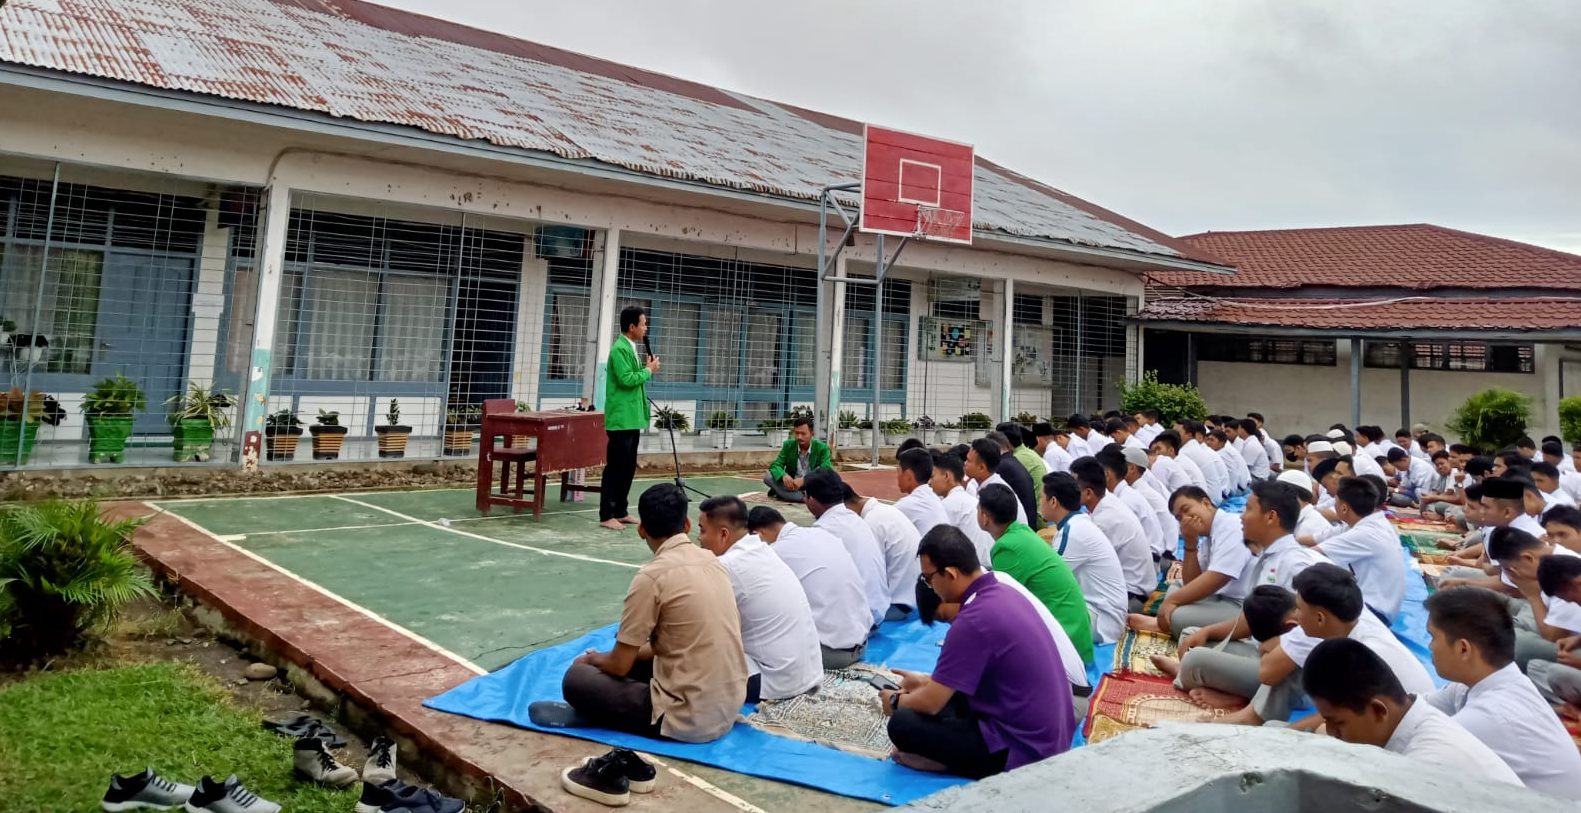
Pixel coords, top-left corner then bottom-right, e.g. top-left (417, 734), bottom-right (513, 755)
top-left (1174, 627), bottom-right (1308, 723)
top-left (1165, 590), bottom-right (1244, 639)
top-left (1528, 659), bottom-right (1581, 707)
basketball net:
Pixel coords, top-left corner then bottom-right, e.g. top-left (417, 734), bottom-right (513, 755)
top-left (915, 205), bottom-right (966, 240)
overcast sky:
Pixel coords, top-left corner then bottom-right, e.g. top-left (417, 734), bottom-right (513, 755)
top-left (385, 0), bottom-right (1581, 253)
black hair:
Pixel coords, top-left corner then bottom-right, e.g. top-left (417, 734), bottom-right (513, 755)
top-left (931, 450), bottom-right (965, 482)
top-left (995, 423), bottom-right (1025, 448)
top-left (801, 468), bottom-right (847, 506)
top-left (1465, 456), bottom-right (1495, 477)
top-left (1543, 440), bottom-right (1565, 458)
top-left (1424, 587), bottom-right (1515, 668)
top-left (1462, 482), bottom-right (1484, 503)
top-left (1142, 409), bottom-right (1160, 421)
top-left (917, 525), bottom-right (981, 575)
top-left (1532, 461), bottom-right (1560, 480)
top-left (896, 437), bottom-right (926, 455)
top-left (1485, 526), bottom-right (1545, 562)
top-left (1360, 474), bottom-right (1389, 503)
top-left (1358, 425), bottom-right (1385, 443)
top-left (839, 482), bottom-right (860, 503)
top-left (1517, 436), bottom-right (1537, 451)
top-left (638, 483), bottom-right (690, 538)
top-left (1542, 435), bottom-right (1562, 446)
top-left (746, 505), bottom-right (786, 533)
top-left (897, 447), bottom-right (934, 484)
top-left (1248, 479), bottom-right (1300, 532)
top-left (1310, 457), bottom-right (1341, 483)
top-left (1385, 447), bottom-right (1410, 463)
top-left (698, 495), bottom-right (748, 530)
top-left (1070, 457), bottom-right (1108, 496)
top-left (1449, 443), bottom-right (1475, 456)
top-left (1302, 638), bottom-right (1407, 713)
top-left (1094, 447), bottom-right (1128, 481)
top-left (1542, 504), bottom-right (1581, 531)
top-left (985, 431), bottom-right (1012, 452)
top-left (1497, 450), bottom-right (1529, 470)
top-left (1283, 434), bottom-right (1305, 448)
top-left (1033, 421), bottom-right (1055, 438)
top-left (1395, 427), bottom-right (1412, 439)
top-left (1421, 433), bottom-right (1446, 447)
top-left (1431, 450), bottom-right (1449, 462)
top-left (1104, 418), bottom-right (1126, 435)
top-left (791, 415), bottom-right (815, 431)
top-left (619, 304), bottom-right (647, 333)
top-left (1151, 430), bottom-right (1182, 453)
top-left (1065, 413), bottom-right (1089, 430)
top-left (950, 443), bottom-right (972, 460)
top-left (1236, 418), bottom-right (1260, 434)
top-left (977, 483), bottom-right (1021, 526)
top-left (1335, 476), bottom-right (1380, 516)
top-left (1244, 585), bottom-right (1298, 642)
top-left (1168, 484), bottom-right (1212, 513)
top-left (1293, 563), bottom-right (1364, 622)
top-left (969, 437), bottom-right (1003, 470)
top-left (1248, 412), bottom-right (1266, 423)
top-left (1043, 471), bottom-right (1083, 511)
top-left (1538, 555), bottom-right (1581, 598)
top-left (1123, 416), bottom-right (1140, 429)
top-left (1208, 429), bottom-right (1229, 444)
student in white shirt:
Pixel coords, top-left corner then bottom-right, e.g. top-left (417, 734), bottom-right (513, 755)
top-left (1305, 477), bottom-right (1406, 622)
top-left (698, 496), bottom-right (822, 701)
top-left (1207, 429), bottom-right (1251, 495)
top-left (1097, 447), bottom-right (1168, 561)
top-left (1247, 414), bottom-right (1283, 475)
top-left (1302, 638), bottom-right (1523, 787)
top-left (1121, 446), bottom-right (1179, 555)
top-left (1527, 555), bottom-right (1581, 713)
top-left (929, 449), bottom-right (998, 565)
top-left (1487, 526), bottom-right (1581, 671)
top-left (1039, 472), bottom-right (1130, 645)
top-left (1234, 419), bottom-right (1272, 481)
top-left (1531, 462), bottom-right (1578, 509)
top-left (802, 469), bottom-right (890, 626)
top-left (1147, 431), bottom-right (1200, 494)
top-left (845, 488), bottom-right (922, 621)
top-left (1134, 485), bottom-right (1252, 639)
top-left (893, 448), bottom-right (951, 538)
top-left (1423, 587), bottom-right (1581, 799)
top-left (1179, 421), bottom-right (1229, 501)
top-left (1063, 414), bottom-right (1096, 460)
top-left (1132, 409), bottom-right (1164, 447)
top-left (1279, 469), bottom-right (1339, 541)
top-left (1112, 417), bottom-right (1146, 451)
top-left (1071, 457), bottom-right (1155, 609)
top-left (1033, 422), bottom-right (1073, 474)
top-left (748, 507), bottom-right (873, 670)
top-left (1386, 447), bottom-right (1437, 506)
top-left (963, 441), bottom-right (1029, 526)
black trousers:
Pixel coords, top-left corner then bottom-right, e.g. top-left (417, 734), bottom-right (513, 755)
top-left (887, 693), bottom-right (1009, 779)
top-left (562, 660), bottom-right (662, 738)
top-left (601, 429), bottom-right (641, 521)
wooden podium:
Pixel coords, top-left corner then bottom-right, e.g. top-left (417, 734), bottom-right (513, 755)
top-left (475, 408), bottom-right (605, 516)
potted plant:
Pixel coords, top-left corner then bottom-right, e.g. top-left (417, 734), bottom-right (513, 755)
top-left (911, 415), bottom-right (936, 446)
top-left (1014, 411), bottom-right (1040, 428)
top-left (166, 382), bottom-right (233, 463)
top-left (960, 412), bottom-right (993, 438)
top-left (651, 406), bottom-right (689, 453)
top-left (375, 400), bottom-right (412, 459)
top-left (706, 410), bottom-right (736, 450)
top-left (836, 410), bottom-right (860, 448)
top-left (0, 388), bottom-right (64, 465)
top-left (937, 420), bottom-right (962, 446)
top-left (856, 418), bottom-right (873, 447)
top-left (758, 417), bottom-right (784, 448)
top-left (309, 409), bottom-right (348, 460)
top-left (881, 418), bottom-right (913, 447)
top-left (263, 409), bottom-right (302, 462)
top-left (81, 373), bottom-right (145, 464)
top-left (442, 404), bottom-right (479, 456)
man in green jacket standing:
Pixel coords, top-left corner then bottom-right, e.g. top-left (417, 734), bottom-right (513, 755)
top-left (765, 416), bottom-right (832, 502)
top-left (600, 305), bottom-right (660, 530)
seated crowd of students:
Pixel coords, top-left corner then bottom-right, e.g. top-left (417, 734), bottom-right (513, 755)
top-left (558, 412), bottom-right (1581, 801)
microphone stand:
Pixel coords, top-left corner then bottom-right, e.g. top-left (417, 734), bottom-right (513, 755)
top-left (645, 338), bottom-right (711, 502)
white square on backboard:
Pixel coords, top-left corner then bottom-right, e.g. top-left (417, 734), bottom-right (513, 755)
top-left (897, 159), bottom-right (942, 207)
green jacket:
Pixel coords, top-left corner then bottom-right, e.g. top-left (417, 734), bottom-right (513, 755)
top-left (769, 437), bottom-right (833, 481)
top-left (991, 521), bottom-right (1095, 665)
top-left (603, 337), bottom-right (651, 431)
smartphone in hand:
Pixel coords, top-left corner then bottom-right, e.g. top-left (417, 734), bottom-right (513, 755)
top-left (868, 674), bottom-right (900, 692)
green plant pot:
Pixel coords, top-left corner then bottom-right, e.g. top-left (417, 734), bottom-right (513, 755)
top-left (86, 415), bottom-right (135, 463)
top-left (171, 418), bottom-right (216, 463)
top-left (0, 420), bottom-right (40, 465)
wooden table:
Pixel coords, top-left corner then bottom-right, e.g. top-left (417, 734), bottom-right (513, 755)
top-left (476, 410), bottom-right (605, 516)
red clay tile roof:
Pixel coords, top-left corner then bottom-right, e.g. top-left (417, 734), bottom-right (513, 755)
top-left (1137, 295), bottom-right (1581, 333)
top-left (1155, 225), bottom-right (1581, 290)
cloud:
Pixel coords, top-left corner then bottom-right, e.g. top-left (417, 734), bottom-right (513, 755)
top-left (380, 0), bottom-right (1581, 252)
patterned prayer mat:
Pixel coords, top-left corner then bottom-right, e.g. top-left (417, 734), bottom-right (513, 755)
top-left (1083, 672), bottom-right (1224, 744)
top-left (1418, 563), bottom-right (1448, 591)
top-left (1113, 629), bottom-right (1176, 677)
top-left (1399, 528), bottom-right (1462, 556)
top-left (744, 666), bottom-right (899, 759)
top-left (1139, 561), bottom-right (1184, 615)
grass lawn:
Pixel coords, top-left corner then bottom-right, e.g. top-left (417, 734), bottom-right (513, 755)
top-left (0, 663), bottom-right (358, 813)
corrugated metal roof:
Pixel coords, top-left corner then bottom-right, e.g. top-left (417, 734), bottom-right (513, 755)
top-left (1136, 295), bottom-right (1581, 332)
top-left (0, 0), bottom-right (1205, 261)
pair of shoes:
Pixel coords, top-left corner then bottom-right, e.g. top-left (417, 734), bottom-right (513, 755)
top-left (354, 779), bottom-right (464, 813)
top-left (561, 748), bottom-right (657, 807)
top-left (102, 771), bottom-right (279, 813)
top-left (294, 733), bottom-right (398, 788)
top-left (262, 715), bottom-right (347, 749)
top-left (183, 776), bottom-right (280, 813)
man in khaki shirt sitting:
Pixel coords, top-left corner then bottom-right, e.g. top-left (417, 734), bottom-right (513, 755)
top-left (561, 484), bottom-right (749, 742)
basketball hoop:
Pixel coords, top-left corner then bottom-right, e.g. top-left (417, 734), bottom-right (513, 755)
top-left (915, 205), bottom-right (966, 240)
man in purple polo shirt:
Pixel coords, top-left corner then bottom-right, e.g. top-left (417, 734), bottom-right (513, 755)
top-left (880, 526), bottom-right (1074, 778)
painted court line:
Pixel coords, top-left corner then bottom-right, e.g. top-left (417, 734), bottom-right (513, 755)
top-left (229, 511), bottom-right (568, 539)
top-left (331, 496), bottom-right (641, 570)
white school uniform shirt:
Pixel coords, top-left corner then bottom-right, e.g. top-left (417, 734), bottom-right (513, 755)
top-left (718, 534), bottom-right (824, 700)
top-left (1559, 470), bottom-right (1581, 501)
top-left (857, 499), bottom-right (923, 607)
top-left (1359, 441), bottom-right (1384, 461)
top-left (1136, 468), bottom-right (1170, 503)
top-left (1090, 494), bottom-right (1156, 597)
top-left (1509, 513), bottom-right (1546, 538)
top-left (1279, 612), bottom-right (1435, 695)
top-left (1042, 441), bottom-right (1073, 474)
top-left (1400, 457), bottom-right (1436, 500)
top-left (1122, 434), bottom-right (1145, 451)
top-left (1295, 504), bottom-right (1337, 542)
top-left (771, 523), bottom-right (872, 651)
top-left (980, 473), bottom-right (1028, 525)
top-left (1130, 475), bottom-right (1179, 555)
top-left (1116, 480), bottom-right (1168, 558)
top-left (1352, 452), bottom-right (1387, 481)
top-left (1181, 439), bottom-right (1228, 500)
top-left (1195, 506), bottom-right (1255, 602)
top-left (1218, 444), bottom-right (1251, 492)
top-left (1383, 699), bottom-right (1523, 786)
top-left (995, 572), bottom-right (1088, 689)
top-left (1317, 511), bottom-right (1406, 621)
top-left (1088, 431), bottom-right (1114, 451)
top-left (1260, 432), bottom-right (1283, 473)
top-left (1243, 534), bottom-right (1328, 591)
top-left (1151, 454), bottom-right (1195, 495)
top-left (813, 504), bottom-right (890, 625)
top-left (1426, 663), bottom-right (1581, 799)
top-left (894, 484), bottom-right (951, 539)
top-left (1051, 511), bottom-right (1129, 645)
top-left (1561, 454), bottom-right (1578, 474)
top-left (941, 485), bottom-right (998, 566)
top-left (1541, 487), bottom-right (1577, 509)
top-left (1065, 433), bottom-right (1093, 460)
top-left (1408, 439), bottom-right (1431, 463)
top-left (1240, 436), bottom-right (1272, 480)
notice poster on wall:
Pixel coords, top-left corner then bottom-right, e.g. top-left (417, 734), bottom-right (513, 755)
top-left (918, 316), bottom-right (985, 362)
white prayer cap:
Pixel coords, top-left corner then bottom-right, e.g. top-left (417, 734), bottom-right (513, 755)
top-left (1307, 440), bottom-right (1334, 454)
top-left (1333, 441), bottom-right (1353, 456)
top-left (1122, 447), bottom-right (1151, 470)
top-left (1276, 469), bottom-right (1315, 493)
top-left (1326, 428), bottom-right (1346, 439)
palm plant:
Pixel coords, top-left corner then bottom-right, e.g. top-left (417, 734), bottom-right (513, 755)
top-left (0, 500), bottom-right (154, 661)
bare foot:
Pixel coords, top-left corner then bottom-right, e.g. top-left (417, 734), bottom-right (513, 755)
top-left (617, 515), bottom-right (639, 525)
top-left (1188, 687), bottom-right (1249, 710)
top-left (599, 519), bottom-right (626, 530)
top-left (1128, 613), bottom-right (1161, 633)
top-left (1559, 703), bottom-right (1581, 722)
top-left (891, 749), bottom-right (948, 773)
top-left (1150, 655), bottom-right (1181, 679)
top-left (1205, 705), bottom-right (1262, 726)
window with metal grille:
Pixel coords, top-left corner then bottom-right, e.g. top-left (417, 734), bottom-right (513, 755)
top-left (1198, 336), bottom-right (1338, 366)
top-left (1013, 293), bottom-right (1044, 325)
top-left (1363, 341), bottom-right (1533, 373)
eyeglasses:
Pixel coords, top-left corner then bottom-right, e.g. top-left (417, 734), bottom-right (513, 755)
top-left (919, 569), bottom-right (942, 584)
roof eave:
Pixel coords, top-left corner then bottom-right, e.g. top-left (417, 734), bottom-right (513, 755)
top-left (1131, 318), bottom-right (1581, 342)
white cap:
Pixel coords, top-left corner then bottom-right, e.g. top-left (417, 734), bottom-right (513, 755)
top-left (1307, 440), bottom-right (1334, 454)
top-left (1276, 469), bottom-right (1315, 493)
top-left (1122, 446), bottom-right (1151, 469)
top-left (1326, 428), bottom-right (1346, 439)
top-left (1333, 441), bottom-right (1354, 456)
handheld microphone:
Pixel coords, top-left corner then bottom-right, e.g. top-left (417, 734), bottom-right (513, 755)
top-left (643, 336), bottom-right (655, 362)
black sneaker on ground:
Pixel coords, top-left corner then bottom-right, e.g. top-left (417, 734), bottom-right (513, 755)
top-left (560, 750), bottom-right (631, 807)
top-left (101, 768), bottom-right (195, 811)
top-left (607, 749), bottom-right (657, 793)
top-left (353, 779), bottom-right (404, 813)
top-left (376, 783), bottom-right (464, 813)
top-left (182, 775), bottom-right (280, 813)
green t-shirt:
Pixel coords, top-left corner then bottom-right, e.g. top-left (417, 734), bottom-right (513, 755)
top-left (1012, 446), bottom-right (1048, 527)
top-left (990, 521), bottom-right (1095, 665)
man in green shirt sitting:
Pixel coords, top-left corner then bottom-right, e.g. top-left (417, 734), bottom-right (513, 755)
top-left (764, 416), bottom-right (833, 502)
top-left (976, 483), bottom-right (1095, 666)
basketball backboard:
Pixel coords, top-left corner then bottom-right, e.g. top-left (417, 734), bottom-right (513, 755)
top-left (860, 124), bottom-right (975, 245)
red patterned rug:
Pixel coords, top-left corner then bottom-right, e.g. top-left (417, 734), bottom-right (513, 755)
top-left (1083, 672), bottom-right (1223, 744)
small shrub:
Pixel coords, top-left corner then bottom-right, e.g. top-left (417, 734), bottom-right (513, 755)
top-left (880, 419), bottom-right (912, 436)
top-left (1120, 372), bottom-right (1208, 427)
top-left (653, 406), bottom-right (689, 431)
top-left (959, 412), bottom-right (993, 431)
top-left (1446, 387), bottom-right (1532, 453)
top-left (706, 411), bottom-right (736, 431)
top-left (1560, 397), bottom-right (1581, 447)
